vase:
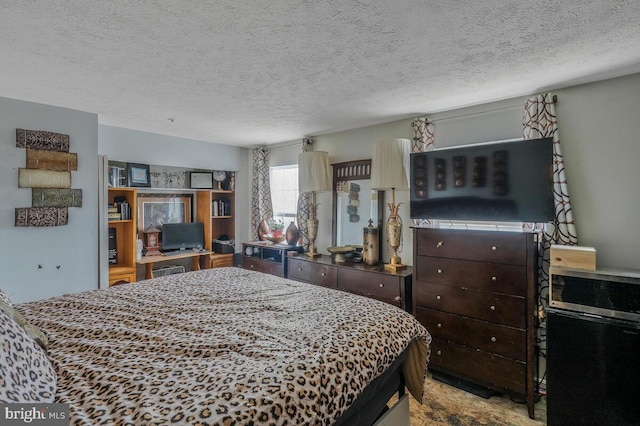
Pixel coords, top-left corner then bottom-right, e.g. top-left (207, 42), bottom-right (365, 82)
top-left (257, 219), bottom-right (269, 240)
top-left (135, 238), bottom-right (144, 260)
top-left (285, 222), bottom-right (300, 246)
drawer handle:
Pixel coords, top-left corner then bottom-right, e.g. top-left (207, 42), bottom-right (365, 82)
top-left (436, 241), bottom-right (443, 248)
top-left (437, 350), bottom-right (442, 356)
top-left (490, 305), bottom-right (496, 311)
top-left (250, 264), bottom-right (255, 268)
top-left (298, 267), bottom-right (303, 271)
top-left (491, 246), bottom-right (497, 251)
top-left (321, 272), bottom-right (326, 276)
top-left (379, 283), bottom-right (384, 287)
top-left (436, 295), bottom-right (441, 300)
top-left (394, 296), bottom-right (401, 302)
top-left (437, 323), bottom-right (442, 328)
top-left (491, 336), bottom-right (497, 342)
top-left (437, 269), bottom-right (443, 274)
top-left (491, 276), bottom-right (497, 282)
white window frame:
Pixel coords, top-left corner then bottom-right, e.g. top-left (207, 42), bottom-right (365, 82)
top-left (269, 164), bottom-right (299, 226)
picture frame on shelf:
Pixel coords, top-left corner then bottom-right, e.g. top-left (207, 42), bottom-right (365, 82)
top-left (137, 196), bottom-right (192, 232)
top-left (127, 163), bottom-right (151, 187)
top-left (189, 171), bottom-right (214, 189)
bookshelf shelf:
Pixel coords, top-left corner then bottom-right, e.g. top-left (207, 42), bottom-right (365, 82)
top-left (108, 187), bottom-right (137, 286)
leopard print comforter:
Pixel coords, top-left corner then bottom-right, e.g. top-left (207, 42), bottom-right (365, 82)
top-left (18, 267), bottom-right (431, 425)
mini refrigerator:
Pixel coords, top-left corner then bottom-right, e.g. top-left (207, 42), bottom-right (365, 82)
top-left (547, 267), bottom-right (640, 426)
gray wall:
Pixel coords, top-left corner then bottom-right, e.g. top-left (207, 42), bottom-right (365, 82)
top-left (2, 72), bottom-right (639, 302)
top-left (98, 125), bottom-right (250, 272)
top-left (0, 97), bottom-right (99, 303)
top-left (296, 74), bottom-right (640, 269)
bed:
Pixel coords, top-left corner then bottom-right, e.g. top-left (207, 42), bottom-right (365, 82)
top-left (1, 267), bottom-right (431, 425)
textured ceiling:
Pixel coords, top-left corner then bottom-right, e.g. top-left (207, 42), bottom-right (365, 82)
top-left (1, 1), bottom-right (640, 147)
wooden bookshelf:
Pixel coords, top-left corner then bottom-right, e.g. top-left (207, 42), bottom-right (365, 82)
top-left (108, 187), bottom-right (137, 285)
top-left (196, 190), bottom-right (236, 268)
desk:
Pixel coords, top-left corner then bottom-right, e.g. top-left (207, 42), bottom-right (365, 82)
top-left (137, 251), bottom-right (211, 279)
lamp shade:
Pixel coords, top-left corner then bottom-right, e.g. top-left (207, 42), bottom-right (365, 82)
top-left (298, 151), bottom-right (332, 193)
top-left (371, 138), bottom-right (410, 190)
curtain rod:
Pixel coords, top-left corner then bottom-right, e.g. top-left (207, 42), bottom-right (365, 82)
top-left (430, 94), bottom-right (558, 124)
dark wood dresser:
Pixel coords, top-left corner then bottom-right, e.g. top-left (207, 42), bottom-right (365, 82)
top-left (413, 227), bottom-right (537, 418)
top-left (287, 255), bottom-right (412, 312)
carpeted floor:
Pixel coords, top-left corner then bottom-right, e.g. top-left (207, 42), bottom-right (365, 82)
top-left (399, 376), bottom-right (547, 425)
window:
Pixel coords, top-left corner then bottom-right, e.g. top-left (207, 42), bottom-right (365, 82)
top-left (269, 165), bottom-right (299, 225)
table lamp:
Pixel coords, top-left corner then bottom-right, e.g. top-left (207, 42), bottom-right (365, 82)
top-left (371, 138), bottom-right (410, 271)
top-left (299, 151), bottom-right (332, 257)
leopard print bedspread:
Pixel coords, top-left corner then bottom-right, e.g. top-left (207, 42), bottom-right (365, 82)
top-left (18, 267), bottom-right (430, 425)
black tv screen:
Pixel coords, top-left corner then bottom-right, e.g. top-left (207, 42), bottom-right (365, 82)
top-left (161, 222), bottom-right (204, 251)
top-left (410, 138), bottom-right (554, 222)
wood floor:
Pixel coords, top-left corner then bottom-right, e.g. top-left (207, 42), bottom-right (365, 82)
top-left (399, 375), bottom-right (547, 425)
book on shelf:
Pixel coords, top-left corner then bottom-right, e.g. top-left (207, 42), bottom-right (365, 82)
top-left (212, 199), bottom-right (232, 217)
top-left (107, 201), bottom-right (131, 220)
top-left (108, 228), bottom-right (117, 264)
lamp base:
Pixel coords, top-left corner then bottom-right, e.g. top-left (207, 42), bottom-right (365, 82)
top-left (384, 253), bottom-right (406, 271)
top-left (384, 262), bottom-right (407, 272)
top-left (306, 251), bottom-right (322, 258)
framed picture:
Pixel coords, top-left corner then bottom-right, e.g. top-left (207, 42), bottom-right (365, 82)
top-left (127, 163), bottom-right (151, 187)
top-left (189, 171), bottom-right (213, 189)
top-left (137, 196), bottom-right (192, 232)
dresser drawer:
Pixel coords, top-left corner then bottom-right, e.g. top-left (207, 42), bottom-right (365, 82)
top-left (415, 229), bottom-right (528, 265)
top-left (243, 257), bottom-right (284, 277)
top-left (338, 268), bottom-right (402, 304)
top-left (416, 307), bottom-right (526, 361)
top-left (415, 283), bottom-right (526, 328)
top-left (415, 256), bottom-right (527, 296)
top-left (288, 258), bottom-right (337, 289)
top-left (429, 337), bottom-right (526, 395)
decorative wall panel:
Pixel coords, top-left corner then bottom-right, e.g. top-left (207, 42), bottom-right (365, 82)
top-left (16, 129), bottom-right (70, 152)
top-left (15, 207), bottom-right (69, 227)
top-left (15, 128), bottom-right (79, 227)
top-left (26, 149), bottom-right (77, 171)
top-left (31, 189), bottom-right (83, 208)
top-left (18, 169), bottom-right (72, 189)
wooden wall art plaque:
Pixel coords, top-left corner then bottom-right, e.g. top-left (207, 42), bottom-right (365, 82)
top-left (18, 169), bottom-right (72, 189)
top-left (26, 149), bottom-right (77, 171)
top-left (31, 188), bottom-right (83, 208)
top-left (16, 129), bottom-right (70, 152)
top-left (15, 207), bottom-right (69, 227)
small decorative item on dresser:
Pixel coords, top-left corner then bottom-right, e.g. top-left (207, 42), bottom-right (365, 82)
top-left (257, 219), bottom-right (269, 241)
top-left (285, 221), bottom-right (300, 245)
top-left (362, 219), bottom-right (379, 266)
top-left (269, 219), bottom-right (284, 238)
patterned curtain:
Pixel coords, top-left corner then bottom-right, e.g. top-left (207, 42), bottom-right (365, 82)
top-left (523, 93), bottom-right (579, 310)
top-left (411, 117), bottom-right (435, 226)
top-left (523, 93), bottom-right (578, 391)
top-left (296, 138), bottom-right (313, 250)
top-left (250, 146), bottom-right (273, 240)
top-left (411, 117), bottom-right (435, 154)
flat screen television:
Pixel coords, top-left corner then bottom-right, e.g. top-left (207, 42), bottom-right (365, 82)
top-left (161, 222), bottom-right (204, 252)
top-left (410, 137), bottom-right (554, 222)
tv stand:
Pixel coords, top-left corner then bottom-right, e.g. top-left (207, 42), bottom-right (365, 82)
top-left (137, 250), bottom-right (211, 279)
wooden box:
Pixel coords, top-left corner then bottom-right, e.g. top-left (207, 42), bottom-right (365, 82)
top-left (550, 245), bottom-right (596, 270)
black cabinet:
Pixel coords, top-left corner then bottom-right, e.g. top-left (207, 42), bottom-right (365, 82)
top-left (547, 267), bottom-right (640, 426)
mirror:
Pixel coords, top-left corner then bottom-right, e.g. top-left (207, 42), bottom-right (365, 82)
top-left (332, 160), bottom-right (383, 257)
